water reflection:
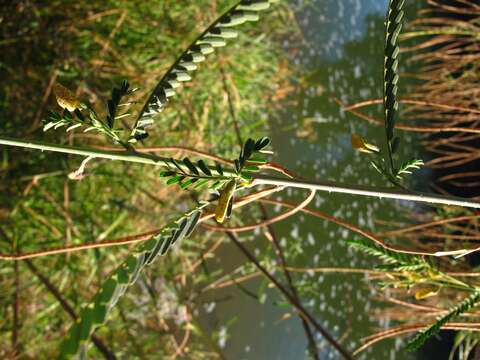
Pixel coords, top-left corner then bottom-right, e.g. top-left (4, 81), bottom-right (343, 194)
top-left (295, 0), bottom-right (386, 61)
top-left (203, 0), bottom-right (423, 359)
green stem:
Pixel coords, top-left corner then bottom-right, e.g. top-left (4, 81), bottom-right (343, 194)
top-left (2, 136), bottom-right (480, 209)
top-left (440, 275), bottom-right (476, 292)
top-left (386, 143), bottom-right (395, 176)
top-left (0, 135), bottom-right (210, 171)
top-left (427, 280), bottom-right (474, 293)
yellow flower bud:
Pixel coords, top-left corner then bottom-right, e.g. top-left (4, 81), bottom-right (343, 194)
top-left (351, 134), bottom-right (379, 154)
top-left (414, 286), bottom-right (439, 300)
top-left (240, 179), bottom-right (253, 188)
top-left (404, 272), bottom-right (422, 282)
top-left (53, 83), bottom-right (81, 112)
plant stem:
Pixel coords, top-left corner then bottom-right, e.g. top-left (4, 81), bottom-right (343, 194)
top-left (12, 254), bottom-right (19, 355)
top-left (0, 229), bottom-right (116, 359)
top-left (252, 175), bottom-right (480, 209)
top-left (260, 207), bottom-right (320, 360)
top-left (2, 136), bottom-right (480, 208)
top-left (0, 136), bottom-right (173, 166)
top-left (24, 259), bottom-right (117, 359)
top-left (225, 231), bottom-right (354, 360)
top-left (401, 29), bottom-right (479, 40)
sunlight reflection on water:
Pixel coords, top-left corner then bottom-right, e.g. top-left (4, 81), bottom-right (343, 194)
top-left (205, 0), bottom-right (424, 359)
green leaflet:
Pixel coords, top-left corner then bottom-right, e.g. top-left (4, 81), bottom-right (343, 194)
top-left (159, 157), bottom-right (231, 190)
top-left (157, 137), bottom-right (270, 190)
top-left (384, 0), bottom-right (405, 168)
top-left (407, 291), bottom-right (480, 351)
top-left (106, 80), bottom-right (131, 129)
top-left (57, 204), bottom-right (206, 358)
top-left (44, 81), bottom-right (135, 145)
top-left (396, 158), bottom-right (424, 179)
top-left (347, 238), bottom-right (429, 272)
top-left (236, 136), bottom-right (270, 173)
top-left (130, 0), bottom-right (277, 143)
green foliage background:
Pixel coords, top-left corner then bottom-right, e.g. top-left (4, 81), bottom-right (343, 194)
top-left (0, 1), bottom-right (299, 358)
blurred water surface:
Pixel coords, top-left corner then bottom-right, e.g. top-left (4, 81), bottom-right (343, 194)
top-left (201, 1), bottom-right (424, 359)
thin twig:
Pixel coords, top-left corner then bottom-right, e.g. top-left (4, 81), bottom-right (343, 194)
top-left (24, 260), bottom-right (117, 359)
top-left (2, 136), bottom-right (480, 208)
top-left (335, 98), bottom-right (480, 134)
top-left (354, 322), bottom-right (480, 355)
top-left (378, 214), bottom-right (480, 237)
top-left (0, 187), bottom-right (284, 260)
top-left (225, 231), bottom-right (354, 360)
top-left (200, 189), bottom-right (315, 233)
top-left (259, 199), bottom-right (320, 360)
top-left (344, 98), bottom-right (480, 115)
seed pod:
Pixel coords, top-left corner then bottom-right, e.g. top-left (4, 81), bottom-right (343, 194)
top-left (214, 180), bottom-right (236, 223)
top-left (53, 83), bottom-right (81, 112)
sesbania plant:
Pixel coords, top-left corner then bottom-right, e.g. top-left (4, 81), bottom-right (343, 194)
top-left (46, 82), bottom-right (134, 146)
top-left (349, 238), bottom-right (480, 352)
top-left (1, 0), bottom-right (480, 358)
top-left (348, 0), bottom-right (480, 353)
top-left (350, 0), bottom-right (424, 187)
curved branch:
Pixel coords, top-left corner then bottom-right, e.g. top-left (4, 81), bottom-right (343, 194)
top-left (354, 322), bottom-right (480, 355)
top-left (378, 214), bottom-right (480, 237)
top-left (3, 136), bottom-right (480, 209)
top-left (335, 98), bottom-right (480, 134)
top-left (344, 98), bottom-right (480, 115)
top-left (200, 189), bottom-right (315, 233)
top-left (256, 198), bottom-right (473, 257)
top-left (0, 186), bottom-right (284, 260)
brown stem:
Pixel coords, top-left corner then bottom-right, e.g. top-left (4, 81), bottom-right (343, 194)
top-left (260, 205), bottom-right (320, 360)
top-left (225, 232), bottom-right (354, 360)
top-left (203, 267), bottom-right (383, 292)
top-left (354, 322), bottom-right (480, 355)
top-left (378, 214), bottom-right (480, 237)
top-left (344, 98), bottom-right (480, 115)
top-left (257, 198), bottom-right (445, 257)
top-left (24, 260), bottom-right (117, 360)
top-left (12, 258), bottom-right (19, 355)
top-left (0, 187), bottom-right (284, 260)
top-left (334, 98), bottom-right (480, 134)
top-left (95, 145), bottom-right (232, 165)
top-left (200, 189), bottom-right (315, 233)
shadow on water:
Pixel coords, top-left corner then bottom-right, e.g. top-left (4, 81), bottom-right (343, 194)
top-left (201, 1), bottom-right (427, 359)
